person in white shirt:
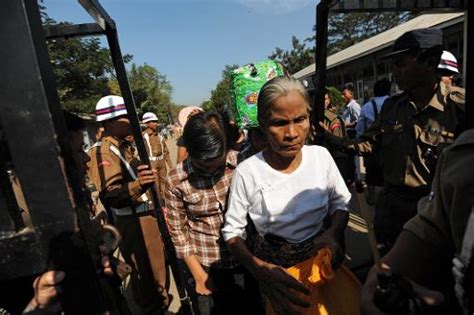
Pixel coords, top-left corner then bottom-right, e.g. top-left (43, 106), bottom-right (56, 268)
top-left (355, 79), bottom-right (391, 138)
top-left (342, 85), bottom-right (361, 139)
top-left (222, 76), bottom-right (352, 314)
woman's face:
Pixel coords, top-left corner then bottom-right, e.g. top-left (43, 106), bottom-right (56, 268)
top-left (324, 93), bottom-right (331, 109)
top-left (263, 90), bottom-right (310, 158)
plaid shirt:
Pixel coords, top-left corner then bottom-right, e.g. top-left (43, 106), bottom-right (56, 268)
top-left (164, 151), bottom-right (238, 268)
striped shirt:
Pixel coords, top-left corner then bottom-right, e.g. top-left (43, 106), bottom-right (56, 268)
top-left (164, 151), bottom-right (238, 268)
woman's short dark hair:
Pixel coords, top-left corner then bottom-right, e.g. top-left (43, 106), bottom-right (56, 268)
top-left (183, 111), bottom-right (229, 160)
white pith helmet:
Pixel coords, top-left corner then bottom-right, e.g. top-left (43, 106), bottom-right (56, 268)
top-left (95, 95), bottom-right (127, 122)
top-left (438, 50), bottom-right (459, 75)
top-left (142, 112), bottom-right (159, 123)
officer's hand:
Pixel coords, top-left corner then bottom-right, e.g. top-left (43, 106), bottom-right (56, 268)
top-left (318, 121), bottom-right (329, 132)
top-left (27, 270), bottom-right (65, 313)
top-left (137, 165), bottom-right (157, 187)
top-left (361, 266), bottom-right (445, 315)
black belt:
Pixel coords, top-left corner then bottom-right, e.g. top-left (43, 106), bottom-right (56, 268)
top-left (252, 233), bottom-right (319, 268)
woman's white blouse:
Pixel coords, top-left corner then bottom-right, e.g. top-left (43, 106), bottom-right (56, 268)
top-left (222, 145), bottom-right (351, 243)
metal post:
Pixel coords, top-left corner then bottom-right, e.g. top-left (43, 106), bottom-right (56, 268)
top-left (465, 4), bottom-right (473, 128)
top-left (312, 1), bottom-right (330, 144)
top-left (105, 27), bottom-right (192, 313)
top-left (0, 0), bottom-right (110, 312)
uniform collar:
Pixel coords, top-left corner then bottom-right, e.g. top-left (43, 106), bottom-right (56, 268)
top-left (427, 82), bottom-right (448, 112)
top-left (406, 82), bottom-right (447, 113)
top-left (103, 135), bottom-right (121, 147)
top-left (102, 135), bottom-right (133, 149)
top-left (144, 127), bottom-right (156, 136)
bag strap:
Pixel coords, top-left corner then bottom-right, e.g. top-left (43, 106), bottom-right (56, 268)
top-left (94, 141), bottom-right (137, 180)
top-left (371, 99), bottom-right (379, 120)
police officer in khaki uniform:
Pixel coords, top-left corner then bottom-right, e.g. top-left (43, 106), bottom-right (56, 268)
top-left (141, 112), bottom-right (171, 201)
top-left (88, 95), bottom-right (169, 314)
top-left (361, 128), bottom-right (474, 314)
top-left (324, 28), bottom-right (465, 250)
top-left (322, 92), bottom-right (355, 185)
top-left (323, 92), bottom-right (346, 138)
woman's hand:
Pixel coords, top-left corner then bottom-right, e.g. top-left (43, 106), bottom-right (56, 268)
top-left (254, 259), bottom-right (310, 315)
top-left (313, 230), bottom-right (345, 268)
top-left (314, 210), bottom-right (348, 268)
top-left (194, 271), bottom-right (216, 295)
top-left (26, 270), bottom-right (65, 313)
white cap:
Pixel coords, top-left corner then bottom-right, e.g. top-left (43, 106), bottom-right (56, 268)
top-left (142, 112), bottom-right (158, 123)
top-left (438, 50), bottom-right (459, 74)
top-left (95, 95), bottom-right (127, 122)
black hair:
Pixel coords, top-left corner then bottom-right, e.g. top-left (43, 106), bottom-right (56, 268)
top-left (182, 111), bottom-right (228, 160)
top-left (63, 111), bottom-right (86, 132)
top-left (373, 79), bottom-right (391, 97)
top-left (343, 83), bottom-right (355, 92)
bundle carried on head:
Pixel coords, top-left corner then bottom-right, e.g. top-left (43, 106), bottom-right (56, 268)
top-left (230, 60), bottom-right (284, 129)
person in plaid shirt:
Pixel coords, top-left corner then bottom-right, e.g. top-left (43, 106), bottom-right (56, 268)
top-left (164, 111), bottom-right (250, 315)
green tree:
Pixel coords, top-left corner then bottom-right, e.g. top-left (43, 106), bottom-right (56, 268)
top-left (201, 64), bottom-right (238, 113)
top-left (326, 86), bottom-right (345, 114)
top-left (269, 36), bottom-right (314, 74)
top-left (322, 12), bottom-right (412, 54)
top-left (47, 32), bottom-right (120, 113)
top-left (109, 63), bottom-right (174, 124)
top-left (42, 8), bottom-right (133, 114)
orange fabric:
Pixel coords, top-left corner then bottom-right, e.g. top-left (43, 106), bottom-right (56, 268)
top-left (266, 248), bottom-right (361, 315)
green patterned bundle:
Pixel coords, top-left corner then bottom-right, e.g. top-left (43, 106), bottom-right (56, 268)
top-left (230, 60), bottom-right (284, 129)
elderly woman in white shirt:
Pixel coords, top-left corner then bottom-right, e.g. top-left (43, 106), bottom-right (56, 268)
top-left (222, 76), bottom-right (351, 314)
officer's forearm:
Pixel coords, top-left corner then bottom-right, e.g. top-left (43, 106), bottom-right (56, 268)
top-left (101, 180), bottom-right (145, 208)
top-left (381, 230), bottom-right (445, 285)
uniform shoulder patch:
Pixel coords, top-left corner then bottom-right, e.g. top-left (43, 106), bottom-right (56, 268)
top-left (98, 160), bottom-right (111, 167)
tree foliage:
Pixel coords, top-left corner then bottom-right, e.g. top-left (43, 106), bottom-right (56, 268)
top-left (326, 86), bottom-right (345, 114)
top-left (266, 12), bottom-right (413, 76)
top-left (269, 36), bottom-right (314, 74)
top-left (42, 5), bottom-right (133, 114)
top-left (325, 12), bottom-right (412, 54)
top-left (47, 32), bottom-right (121, 113)
top-left (41, 5), bottom-right (179, 123)
top-left (108, 64), bottom-right (175, 124)
top-left (201, 65), bottom-right (238, 113)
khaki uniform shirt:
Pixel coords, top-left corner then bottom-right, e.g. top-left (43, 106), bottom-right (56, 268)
top-left (404, 129), bottom-right (474, 308)
top-left (404, 129), bottom-right (474, 257)
top-left (351, 82), bottom-right (464, 189)
top-left (143, 127), bottom-right (171, 173)
top-left (323, 109), bottom-right (346, 138)
top-left (88, 135), bottom-right (146, 210)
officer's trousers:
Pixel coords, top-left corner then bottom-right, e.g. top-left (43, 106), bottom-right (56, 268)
top-left (115, 212), bottom-right (168, 314)
top-left (374, 186), bottom-right (429, 250)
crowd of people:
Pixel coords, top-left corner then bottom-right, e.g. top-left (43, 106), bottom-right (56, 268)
top-left (2, 26), bottom-right (472, 315)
